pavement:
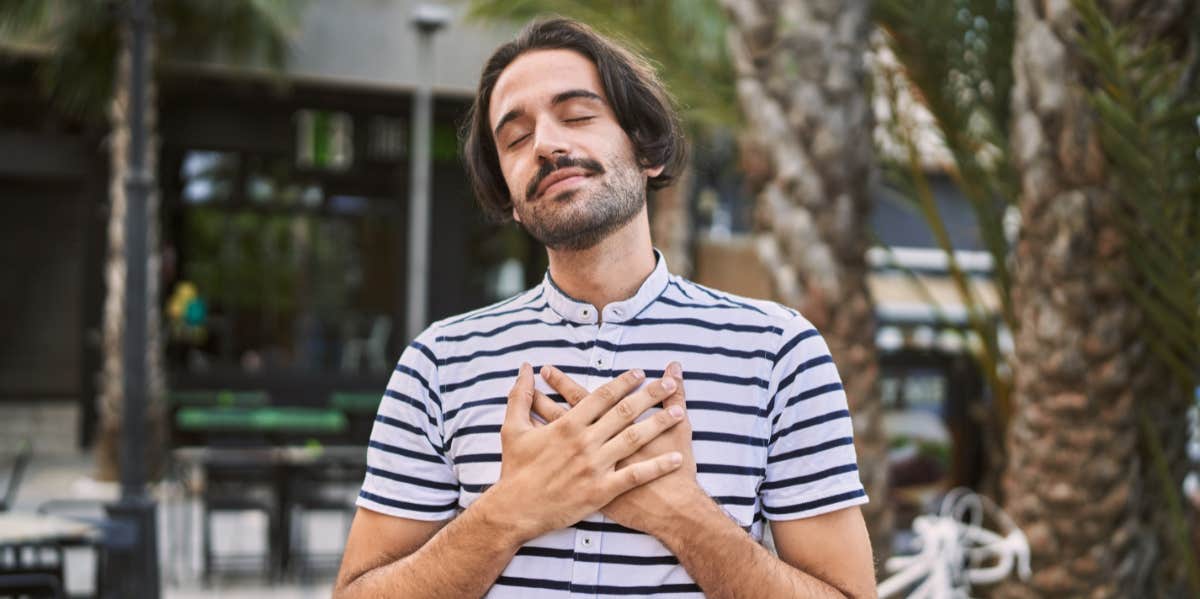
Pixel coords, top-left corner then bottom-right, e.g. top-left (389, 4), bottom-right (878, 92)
top-left (9, 452), bottom-right (346, 599)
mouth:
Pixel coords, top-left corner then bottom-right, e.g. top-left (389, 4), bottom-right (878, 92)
top-left (534, 167), bottom-right (595, 201)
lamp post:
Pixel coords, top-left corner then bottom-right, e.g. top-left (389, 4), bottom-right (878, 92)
top-left (405, 3), bottom-right (451, 341)
top-left (106, 0), bottom-right (160, 596)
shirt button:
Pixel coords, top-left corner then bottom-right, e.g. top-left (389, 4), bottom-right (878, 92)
top-left (613, 308), bottom-right (622, 317)
top-left (581, 536), bottom-right (593, 547)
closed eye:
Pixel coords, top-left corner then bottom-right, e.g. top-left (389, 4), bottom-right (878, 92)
top-left (506, 133), bottom-right (530, 149)
top-left (565, 116), bottom-right (595, 124)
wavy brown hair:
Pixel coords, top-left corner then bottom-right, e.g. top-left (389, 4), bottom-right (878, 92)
top-left (461, 17), bottom-right (687, 222)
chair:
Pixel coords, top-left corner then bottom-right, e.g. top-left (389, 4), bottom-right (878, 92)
top-left (199, 456), bottom-right (277, 583)
top-left (0, 573), bottom-right (65, 599)
top-left (0, 440), bottom-right (32, 512)
top-left (36, 499), bottom-right (111, 597)
top-left (286, 460), bottom-right (360, 582)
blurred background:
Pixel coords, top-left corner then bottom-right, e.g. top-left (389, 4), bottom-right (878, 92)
top-left (0, 0), bottom-right (1196, 598)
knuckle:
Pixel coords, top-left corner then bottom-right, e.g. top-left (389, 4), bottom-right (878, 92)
top-left (621, 426), bottom-right (641, 447)
top-left (566, 434), bottom-right (588, 454)
top-left (656, 409), bottom-right (676, 427)
top-left (593, 387), bottom-right (615, 404)
top-left (625, 467), bottom-right (644, 487)
top-left (557, 417), bottom-right (581, 435)
top-left (615, 399), bottom-right (637, 421)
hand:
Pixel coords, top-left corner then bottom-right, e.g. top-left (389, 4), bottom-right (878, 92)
top-left (537, 362), bottom-right (704, 537)
top-left (485, 363), bottom-right (686, 543)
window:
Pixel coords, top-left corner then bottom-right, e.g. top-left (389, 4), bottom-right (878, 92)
top-left (167, 147), bottom-right (399, 376)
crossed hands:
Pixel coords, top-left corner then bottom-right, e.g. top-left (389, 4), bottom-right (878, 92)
top-left (485, 361), bottom-right (703, 542)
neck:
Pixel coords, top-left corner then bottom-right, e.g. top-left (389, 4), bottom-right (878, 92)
top-left (545, 207), bottom-right (656, 315)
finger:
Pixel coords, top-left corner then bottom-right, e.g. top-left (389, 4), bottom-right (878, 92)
top-left (663, 361), bottom-right (686, 410)
top-left (540, 365), bottom-right (589, 405)
top-left (604, 451), bottom-right (683, 498)
top-left (590, 375), bottom-right (677, 441)
top-left (531, 390), bottom-right (568, 424)
top-left (503, 363), bottom-right (534, 433)
top-left (570, 368), bottom-right (647, 424)
top-left (597, 403), bottom-right (685, 465)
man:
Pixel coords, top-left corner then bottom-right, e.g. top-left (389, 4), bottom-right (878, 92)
top-left (334, 17), bottom-right (875, 598)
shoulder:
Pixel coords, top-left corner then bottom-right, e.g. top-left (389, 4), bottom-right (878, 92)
top-left (414, 285), bottom-right (548, 353)
top-left (662, 275), bottom-right (814, 336)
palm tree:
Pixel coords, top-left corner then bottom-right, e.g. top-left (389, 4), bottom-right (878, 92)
top-left (0, 0), bottom-right (300, 480)
top-left (718, 0), bottom-right (891, 560)
top-left (996, 0), bottom-right (1198, 596)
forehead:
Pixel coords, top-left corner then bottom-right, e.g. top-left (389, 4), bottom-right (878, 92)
top-left (489, 49), bottom-right (606, 126)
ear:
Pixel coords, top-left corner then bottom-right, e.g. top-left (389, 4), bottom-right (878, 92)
top-left (644, 164), bottom-right (665, 179)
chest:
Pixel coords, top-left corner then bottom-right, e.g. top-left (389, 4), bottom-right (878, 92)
top-left (438, 323), bottom-right (775, 528)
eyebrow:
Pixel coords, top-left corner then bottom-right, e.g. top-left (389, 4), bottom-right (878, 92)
top-left (492, 89), bottom-right (605, 139)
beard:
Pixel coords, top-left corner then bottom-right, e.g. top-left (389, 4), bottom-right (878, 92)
top-left (514, 152), bottom-right (646, 252)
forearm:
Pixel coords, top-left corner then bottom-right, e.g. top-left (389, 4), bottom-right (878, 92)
top-left (659, 495), bottom-right (850, 599)
top-left (335, 493), bottom-right (523, 599)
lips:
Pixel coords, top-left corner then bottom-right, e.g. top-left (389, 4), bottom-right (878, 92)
top-left (534, 167), bottom-right (594, 200)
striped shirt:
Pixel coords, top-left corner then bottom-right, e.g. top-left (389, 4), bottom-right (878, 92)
top-left (358, 251), bottom-right (868, 597)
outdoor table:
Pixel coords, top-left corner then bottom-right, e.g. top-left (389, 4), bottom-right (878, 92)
top-left (171, 444), bottom-right (366, 580)
top-left (0, 511), bottom-right (99, 594)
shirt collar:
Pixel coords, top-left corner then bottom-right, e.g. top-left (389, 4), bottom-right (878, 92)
top-left (542, 249), bottom-right (670, 325)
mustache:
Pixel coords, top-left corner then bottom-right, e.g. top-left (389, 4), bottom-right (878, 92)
top-left (525, 155), bottom-right (606, 201)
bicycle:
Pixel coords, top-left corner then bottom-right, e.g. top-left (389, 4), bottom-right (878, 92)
top-left (877, 488), bottom-right (1032, 598)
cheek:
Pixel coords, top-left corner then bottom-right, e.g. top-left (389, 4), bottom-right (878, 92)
top-left (500, 158), bottom-right (531, 200)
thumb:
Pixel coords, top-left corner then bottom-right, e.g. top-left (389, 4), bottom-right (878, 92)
top-left (504, 363), bottom-right (535, 432)
top-left (663, 361), bottom-right (686, 410)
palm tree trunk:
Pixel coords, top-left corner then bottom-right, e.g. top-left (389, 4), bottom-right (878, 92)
top-left (720, 0), bottom-right (891, 560)
top-left (1000, 1), bottom-right (1193, 596)
top-left (96, 17), bottom-right (166, 482)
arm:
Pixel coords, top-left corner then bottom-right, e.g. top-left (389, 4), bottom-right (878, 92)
top-left (658, 499), bottom-right (876, 599)
top-left (539, 362), bottom-right (875, 598)
top-left (332, 499), bottom-right (522, 599)
top-left (335, 364), bottom-right (686, 598)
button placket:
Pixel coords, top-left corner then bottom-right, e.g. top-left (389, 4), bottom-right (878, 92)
top-left (570, 524), bottom-right (602, 598)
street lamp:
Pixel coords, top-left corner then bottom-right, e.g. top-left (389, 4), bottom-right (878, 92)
top-left (107, 0), bottom-right (160, 597)
top-left (405, 3), bottom-right (451, 341)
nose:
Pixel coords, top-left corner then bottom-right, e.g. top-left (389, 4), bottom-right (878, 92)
top-left (532, 118), bottom-right (572, 164)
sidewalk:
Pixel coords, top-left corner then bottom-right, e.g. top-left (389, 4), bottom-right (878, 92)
top-left (11, 452), bottom-right (342, 598)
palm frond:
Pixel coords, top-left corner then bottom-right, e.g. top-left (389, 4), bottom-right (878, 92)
top-left (465, 0), bottom-right (738, 133)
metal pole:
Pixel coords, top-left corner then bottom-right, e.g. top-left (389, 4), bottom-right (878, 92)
top-left (405, 5), bottom-right (448, 341)
top-left (107, 0), bottom-right (160, 596)
top-left (406, 33), bottom-right (433, 340)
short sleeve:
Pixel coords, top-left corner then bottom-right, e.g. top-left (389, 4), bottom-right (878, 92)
top-left (760, 316), bottom-right (868, 520)
top-left (357, 328), bottom-right (460, 520)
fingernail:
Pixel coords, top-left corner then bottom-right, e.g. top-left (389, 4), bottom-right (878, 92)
top-left (661, 377), bottom-right (677, 392)
top-left (521, 363), bottom-right (531, 375)
top-left (668, 406), bottom-right (683, 419)
top-left (632, 368), bottom-right (645, 380)
top-left (668, 362), bottom-right (682, 377)
top-left (669, 452), bottom-right (683, 466)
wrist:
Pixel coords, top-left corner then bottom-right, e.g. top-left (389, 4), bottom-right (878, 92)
top-left (657, 485), bottom-right (728, 549)
top-left (472, 481), bottom-right (540, 548)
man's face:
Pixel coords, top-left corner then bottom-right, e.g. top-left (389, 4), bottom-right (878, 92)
top-left (488, 49), bottom-right (663, 251)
